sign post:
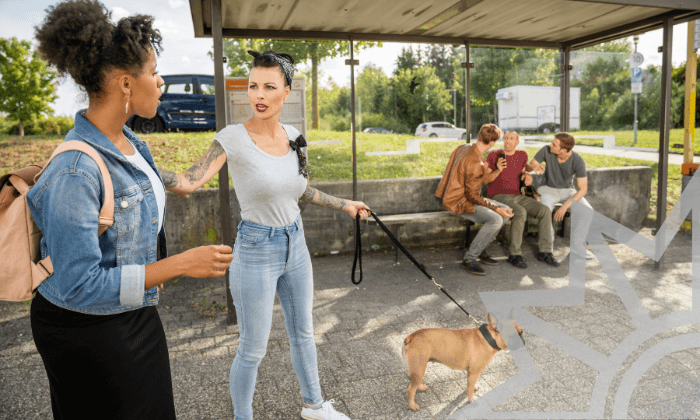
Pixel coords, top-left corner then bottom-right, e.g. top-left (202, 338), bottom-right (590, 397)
top-left (630, 43), bottom-right (643, 146)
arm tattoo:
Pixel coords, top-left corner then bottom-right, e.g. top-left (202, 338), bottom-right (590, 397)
top-left (158, 168), bottom-right (182, 189)
top-left (183, 140), bottom-right (226, 184)
top-left (300, 185), bottom-right (348, 210)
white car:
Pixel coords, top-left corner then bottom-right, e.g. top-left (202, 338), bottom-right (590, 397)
top-left (415, 122), bottom-right (467, 139)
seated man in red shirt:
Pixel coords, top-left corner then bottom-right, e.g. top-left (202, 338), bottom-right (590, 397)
top-left (483, 131), bottom-right (559, 267)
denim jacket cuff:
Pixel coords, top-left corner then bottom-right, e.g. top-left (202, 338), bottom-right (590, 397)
top-left (120, 265), bottom-right (145, 306)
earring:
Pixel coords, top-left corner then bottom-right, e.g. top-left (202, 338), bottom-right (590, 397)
top-left (125, 100), bottom-right (129, 114)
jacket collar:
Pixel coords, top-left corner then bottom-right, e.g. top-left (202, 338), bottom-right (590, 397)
top-left (71, 110), bottom-right (144, 163)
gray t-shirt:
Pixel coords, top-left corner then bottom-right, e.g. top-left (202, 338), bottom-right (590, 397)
top-left (215, 124), bottom-right (307, 227)
top-left (533, 146), bottom-right (587, 189)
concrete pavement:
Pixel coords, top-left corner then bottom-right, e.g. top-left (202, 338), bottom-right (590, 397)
top-left (1, 227), bottom-right (699, 419)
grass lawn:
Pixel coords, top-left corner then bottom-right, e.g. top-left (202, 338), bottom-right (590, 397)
top-left (0, 129), bottom-right (686, 222)
top-left (557, 128), bottom-right (700, 153)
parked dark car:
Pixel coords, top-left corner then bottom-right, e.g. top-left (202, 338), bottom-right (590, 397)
top-left (127, 74), bottom-right (216, 133)
top-left (363, 127), bottom-right (392, 134)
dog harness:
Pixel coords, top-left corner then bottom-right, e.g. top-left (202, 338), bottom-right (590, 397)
top-left (479, 324), bottom-right (501, 351)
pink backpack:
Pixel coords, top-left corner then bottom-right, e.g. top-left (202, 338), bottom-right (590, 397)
top-left (0, 141), bottom-right (114, 301)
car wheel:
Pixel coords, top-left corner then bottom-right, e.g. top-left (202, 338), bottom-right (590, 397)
top-left (133, 116), bottom-right (164, 134)
top-left (461, 133), bottom-right (467, 140)
top-left (429, 133), bottom-right (438, 138)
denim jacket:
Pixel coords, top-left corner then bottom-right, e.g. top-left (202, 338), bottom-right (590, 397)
top-left (26, 111), bottom-right (167, 315)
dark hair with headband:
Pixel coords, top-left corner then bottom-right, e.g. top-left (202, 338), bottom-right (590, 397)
top-left (247, 50), bottom-right (295, 87)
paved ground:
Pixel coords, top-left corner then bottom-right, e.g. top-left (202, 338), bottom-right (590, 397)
top-left (1, 227), bottom-right (699, 419)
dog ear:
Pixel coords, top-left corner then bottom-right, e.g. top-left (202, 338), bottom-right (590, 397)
top-left (487, 313), bottom-right (497, 330)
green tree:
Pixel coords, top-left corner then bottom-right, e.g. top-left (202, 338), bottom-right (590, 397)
top-left (0, 37), bottom-right (57, 136)
top-left (388, 67), bottom-right (452, 130)
top-left (572, 54), bottom-right (629, 129)
top-left (220, 39), bottom-right (378, 129)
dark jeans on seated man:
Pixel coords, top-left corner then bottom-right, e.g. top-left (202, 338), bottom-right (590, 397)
top-left (491, 194), bottom-right (553, 258)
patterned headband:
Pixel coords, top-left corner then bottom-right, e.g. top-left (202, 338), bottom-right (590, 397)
top-left (247, 50), bottom-right (294, 86)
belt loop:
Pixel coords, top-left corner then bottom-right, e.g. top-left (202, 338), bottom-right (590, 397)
top-left (269, 227), bottom-right (275, 238)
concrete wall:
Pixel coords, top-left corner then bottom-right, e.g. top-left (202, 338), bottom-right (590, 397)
top-left (164, 166), bottom-right (652, 255)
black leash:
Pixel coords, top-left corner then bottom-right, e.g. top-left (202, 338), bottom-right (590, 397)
top-left (352, 211), bottom-right (480, 325)
top-left (350, 213), bottom-right (362, 285)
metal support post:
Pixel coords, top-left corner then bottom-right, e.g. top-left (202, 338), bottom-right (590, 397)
top-left (211, 0), bottom-right (235, 324)
top-left (560, 47), bottom-right (571, 132)
top-left (347, 38), bottom-right (358, 200)
top-left (463, 42), bottom-right (472, 142)
top-left (633, 35), bottom-right (639, 146)
top-left (656, 17), bottom-right (674, 270)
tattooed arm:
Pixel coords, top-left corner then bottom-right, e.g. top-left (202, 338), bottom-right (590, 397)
top-left (158, 140), bottom-right (227, 197)
top-left (300, 185), bottom-right (371, 219)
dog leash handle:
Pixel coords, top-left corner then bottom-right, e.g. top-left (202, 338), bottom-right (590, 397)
top-left (351, 213), bottom-right (363, 285)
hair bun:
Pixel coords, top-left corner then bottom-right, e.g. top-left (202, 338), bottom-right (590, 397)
top-left (35, 0), bottom-right (113, 90)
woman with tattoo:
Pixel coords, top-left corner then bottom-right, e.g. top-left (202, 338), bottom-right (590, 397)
top-left (28, 2), bottom-right (233, 418)
top-left (160, 50), bottom-right (368, 420)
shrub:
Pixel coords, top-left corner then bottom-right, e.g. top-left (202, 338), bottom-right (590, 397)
top-left (7, 115), bottom-right (74, 136)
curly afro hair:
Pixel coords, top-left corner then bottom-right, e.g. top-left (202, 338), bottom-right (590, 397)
top-left (35, 0), bottom-right (162, 97)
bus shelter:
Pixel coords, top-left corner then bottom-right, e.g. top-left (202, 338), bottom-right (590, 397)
top-left (186, 0), bottom-right (700, 323)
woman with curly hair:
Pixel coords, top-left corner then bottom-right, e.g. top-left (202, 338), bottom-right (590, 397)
top-left (160, 50), bottom-right (368, 419)
top-left (29, 1), bottom-right (233, 418)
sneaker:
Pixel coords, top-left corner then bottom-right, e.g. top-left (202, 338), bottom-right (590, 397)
top-left (536, 252), bottom-right (560, 267)
top-left (586, 249), bottom-right (595, 260)
top-left (507, 255), bottom-right (528, 269)
top-left (460, 259), bottom-right (486, 276)
top-left (478, 250), bottom-right (499, 266)
top-left (301, 400), bottom-right (350, 420)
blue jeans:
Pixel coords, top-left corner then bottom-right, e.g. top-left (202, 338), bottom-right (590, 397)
top-left (229, 215), bottom-right (322, 420)
top-left (453, 198), bottom-right (509, 261)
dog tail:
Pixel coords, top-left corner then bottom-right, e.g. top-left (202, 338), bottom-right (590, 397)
top-left (401, 333), bottom-right (416, 373)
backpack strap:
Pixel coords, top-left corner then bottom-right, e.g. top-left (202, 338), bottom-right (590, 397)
top-left (33, 141), bottom-right (114, 236)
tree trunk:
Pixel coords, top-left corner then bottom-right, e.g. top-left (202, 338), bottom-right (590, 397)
top-left (311, 43), bottom-right (319, 130)
top-left (18, 120), bottom-right (24, 137)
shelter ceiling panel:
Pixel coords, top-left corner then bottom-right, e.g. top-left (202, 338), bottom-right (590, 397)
top-left (191, 0), bottom-right (700, 48)
top-left (422, 0), bottom-right (665, 43)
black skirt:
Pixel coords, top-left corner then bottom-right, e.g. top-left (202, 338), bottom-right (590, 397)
top-left (31, 292), bottom-right (176, 420)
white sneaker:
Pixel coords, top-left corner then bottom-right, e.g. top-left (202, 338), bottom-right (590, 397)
top-left (301, 399), bottom-right (350, 420)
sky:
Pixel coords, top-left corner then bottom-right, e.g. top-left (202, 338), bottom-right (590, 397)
top-left (0, 0), bottom-right (696, 117)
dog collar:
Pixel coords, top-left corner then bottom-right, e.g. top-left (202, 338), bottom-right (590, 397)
top-left (479, 324), bottom-right (501, 351)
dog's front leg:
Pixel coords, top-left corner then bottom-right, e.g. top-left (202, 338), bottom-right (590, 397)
top-left (466, 370), bottom-right (482, 402)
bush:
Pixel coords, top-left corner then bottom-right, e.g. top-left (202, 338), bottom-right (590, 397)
top-left (361, 112), bottom-right (411, 134)
top-left (6, 116), bottom-right (74, 136)
top-left (0, 115), bottom-right (13, 134)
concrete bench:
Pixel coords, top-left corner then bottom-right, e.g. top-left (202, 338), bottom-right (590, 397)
top-left (363, 205), bottom-right (569, 262)
top-left (362, 211), bottom-right (472, 262)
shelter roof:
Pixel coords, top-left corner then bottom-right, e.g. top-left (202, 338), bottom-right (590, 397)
top-left (189, 0), bottom-right (700, 50)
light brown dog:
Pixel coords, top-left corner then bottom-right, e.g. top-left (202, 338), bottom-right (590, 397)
top-left (401, 314), bottom-right (523, 410)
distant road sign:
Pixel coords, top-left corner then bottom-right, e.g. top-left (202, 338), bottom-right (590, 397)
top-left (631, 67), bottom-right (642, 83)
top-left (631, 67), bottom-right (643, 94)
top-left (629, 52), bottom-right (644, 67)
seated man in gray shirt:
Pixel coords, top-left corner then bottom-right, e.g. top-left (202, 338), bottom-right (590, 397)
top-left (529, 132), bottom-right (595, 260)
